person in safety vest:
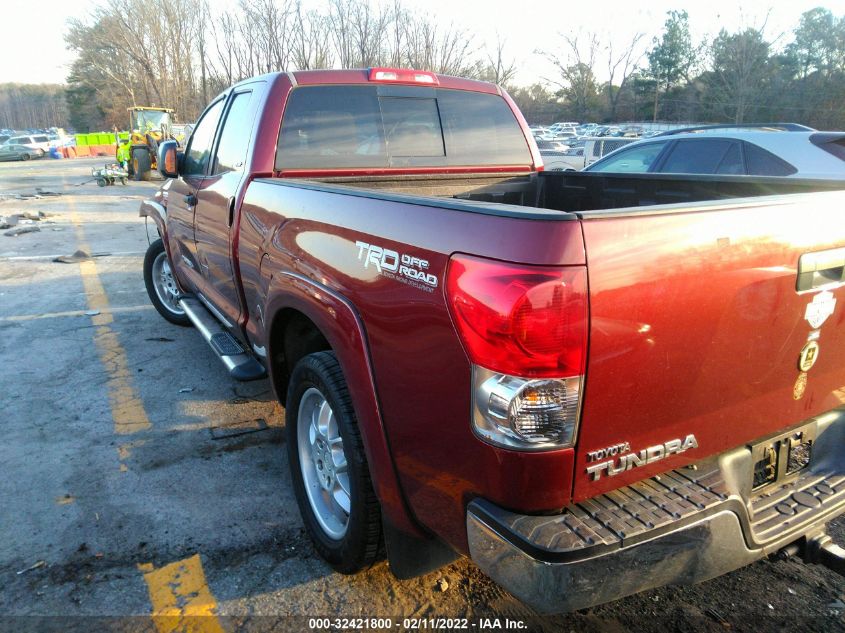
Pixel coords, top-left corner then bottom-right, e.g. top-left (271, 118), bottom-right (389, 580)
top-left (116, 139), bottom-right (131, 170)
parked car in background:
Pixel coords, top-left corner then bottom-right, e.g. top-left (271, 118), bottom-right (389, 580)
top-left (582, 136), bottom-right (639, 168)
top-left (2, 134), bottom-right (50, 156)
top-left (585, 127), bottom-right (845, 178)
top-left (0, 144), bottom-right (42, 161)
top-left (540, 146), bottom-right (585, 170)
top-left (535, 139), bottom-right (570, 151)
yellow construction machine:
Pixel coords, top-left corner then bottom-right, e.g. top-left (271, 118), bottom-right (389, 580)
top-left (127, 106), bottom-right (175, 181)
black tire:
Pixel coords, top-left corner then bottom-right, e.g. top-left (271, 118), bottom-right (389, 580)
top-left (132, 148), bottom-right (152, 182)
top-left (143, 238), bottom-right (191, 326)
top-left (20, 153), bottom-right (30, 161)
top-left (97, 178), bottom-right (106, 187)
top-left (120, 177), bottom-right (128, 185)
top-left (286, 351), bottom-right (382, 573)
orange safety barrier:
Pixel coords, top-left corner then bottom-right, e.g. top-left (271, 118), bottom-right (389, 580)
top-left (74, 145), bottom-right (90, 157)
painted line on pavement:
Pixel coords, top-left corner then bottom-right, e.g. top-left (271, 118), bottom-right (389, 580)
top-left (138, 554), bottom-right (225, 633)
top-left (0, 250), bottom-right (146, 261)
top-left (0, 304), bottom-right (153, 323)
top-left (64, 186), bottom-right (152, 443)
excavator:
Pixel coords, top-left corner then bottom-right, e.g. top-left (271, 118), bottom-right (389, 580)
top-left (126, 106), bottom-right (175, 181)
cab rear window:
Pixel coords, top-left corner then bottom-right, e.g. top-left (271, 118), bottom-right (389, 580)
top-left (275, 85), bottom-right (531, 170)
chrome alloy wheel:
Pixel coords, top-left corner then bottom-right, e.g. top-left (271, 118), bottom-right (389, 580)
top-left (151, 250), bottom-right (185, 316)
top-left (297, 387), bottom-right (351, 540)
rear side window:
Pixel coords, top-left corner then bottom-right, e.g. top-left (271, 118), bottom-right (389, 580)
top-left (744, 142), bottom-right (797, 176)
top-left (33, 135), bottom-right (48, 143)
top-left (660, 139), bottom-right (736, 174)
top-left (276, 85), bottom-right (531, 170)
top-left (810, 133), bottom-right (845, 161)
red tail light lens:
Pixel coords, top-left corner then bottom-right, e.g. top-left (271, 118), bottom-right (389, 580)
top-left (446, 254), bottom-right (588, 378)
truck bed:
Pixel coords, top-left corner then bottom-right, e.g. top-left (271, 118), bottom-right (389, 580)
top-left (292, 170), bottom-right (845, 217)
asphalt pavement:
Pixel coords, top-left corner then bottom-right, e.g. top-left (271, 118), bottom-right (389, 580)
top-left (0, 157), bottom-right (842, 633)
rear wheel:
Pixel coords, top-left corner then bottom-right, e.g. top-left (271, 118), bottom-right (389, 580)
top-left (132, 148), bottom-right (151, 182)
top-left (20, 153), bottom-right (30, 161)
top-left (287, 352), bottom-right (382, 573)
top-left (143, 238), bottom-right (190, 326)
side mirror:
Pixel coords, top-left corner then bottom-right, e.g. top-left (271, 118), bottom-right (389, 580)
top-left (158, 140), bottom-right (179, 178)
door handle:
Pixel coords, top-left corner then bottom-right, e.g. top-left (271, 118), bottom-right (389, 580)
top-left (797, 247), bottom-right (845, 291)
top-left (184, 194), bottom-right (197, 206)
top-left (227, 196), bottom-right (236, 227)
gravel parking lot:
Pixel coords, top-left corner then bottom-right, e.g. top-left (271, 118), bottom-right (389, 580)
top-left (0, 158), bottom-right (842, 633)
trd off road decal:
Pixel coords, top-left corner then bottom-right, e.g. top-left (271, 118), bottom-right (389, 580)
top-left (356, 240), bottom-right (438, 293)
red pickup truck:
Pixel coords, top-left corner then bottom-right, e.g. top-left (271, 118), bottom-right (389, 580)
top-left (140, 68), bottom-right (845, 612)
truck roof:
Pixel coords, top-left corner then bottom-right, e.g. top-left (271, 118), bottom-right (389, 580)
top-left (232, 69), bottom-right (501, 95)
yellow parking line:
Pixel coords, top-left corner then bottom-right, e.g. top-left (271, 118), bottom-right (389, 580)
top-left (0, 304), bottom-right (153, 323)
top-left (62, 188), bottom-right (151, 446)
top-left (139, 554), bottom-right (225, 633)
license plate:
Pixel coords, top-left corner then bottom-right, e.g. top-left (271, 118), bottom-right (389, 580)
top-left (750, 421), bottom-right (817, 490)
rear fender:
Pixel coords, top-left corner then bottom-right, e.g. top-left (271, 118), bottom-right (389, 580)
top-left (264, 271), bottom-right (424, 538)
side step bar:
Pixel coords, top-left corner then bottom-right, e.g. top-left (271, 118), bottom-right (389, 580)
top-left (178, 296), bottom-right (267, 381)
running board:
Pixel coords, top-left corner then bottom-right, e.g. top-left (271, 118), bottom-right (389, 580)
top-left (178, 296), bottom-right (267, 381)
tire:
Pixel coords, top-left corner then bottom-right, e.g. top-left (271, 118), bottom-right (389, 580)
top-left (36, 149), bottom-right (45, 157)
top-left (286, 351), bottom-right (382, 573)
top-left (143, 238), bottom-right (190, 326)
top-left (120, 177), bottom-right (128, 185)
top-left (20, 153), bottom-right (30, 161)
top-left (132, 148), bottom-right (152, 182)
top-left (97, 178), bottom-right (106, 187)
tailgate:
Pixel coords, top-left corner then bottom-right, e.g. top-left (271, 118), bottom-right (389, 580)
top-left (575, 191), bottom-right (845, 501)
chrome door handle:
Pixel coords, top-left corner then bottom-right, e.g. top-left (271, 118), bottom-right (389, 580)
top-left (797, 247), bottom-right (845, 291)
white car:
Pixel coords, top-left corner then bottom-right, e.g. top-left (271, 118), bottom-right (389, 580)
top-left (2, 134), bottom-right (51, 156)
top-left (585, 125), bottom-right (845, 179)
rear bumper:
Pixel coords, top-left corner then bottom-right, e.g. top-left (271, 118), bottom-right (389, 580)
top-left (467, 409), bottom-right (845, 613)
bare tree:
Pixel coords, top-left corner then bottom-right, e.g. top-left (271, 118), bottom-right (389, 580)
top-left (541, 32), bottom-right (601, 119)
top-left (604, 32), bottom-right (645, 120)
top-left (482, 35), bottom-right (518, 87)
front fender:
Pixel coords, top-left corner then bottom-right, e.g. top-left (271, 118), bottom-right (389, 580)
top-left (139, 198), bottom-right (167, 243)
top-left (264, 271), bottom-right (424, 538)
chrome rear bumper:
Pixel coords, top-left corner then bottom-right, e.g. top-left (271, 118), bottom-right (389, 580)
top-left (467, 410), bottom-right (845, 613)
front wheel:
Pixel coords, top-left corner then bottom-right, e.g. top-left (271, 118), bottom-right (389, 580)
top-left (143, 238), bottom-right (190, 326)
top-left (287, 352), bottom-right (382, 573)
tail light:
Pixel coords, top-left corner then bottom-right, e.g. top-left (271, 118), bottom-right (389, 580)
top-left (446, 254), bottom-right (587, 450)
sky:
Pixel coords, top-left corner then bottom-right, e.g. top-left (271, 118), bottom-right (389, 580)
top-left (1, 0), bottom-right (841, 87)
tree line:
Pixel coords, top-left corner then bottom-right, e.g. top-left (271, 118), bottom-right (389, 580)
top-left (528, 7), bottom-right (845, 128)
top-left (1, 3), bottom-right (843, 132)
top-left (60, 0), bottom-right (511, 131)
